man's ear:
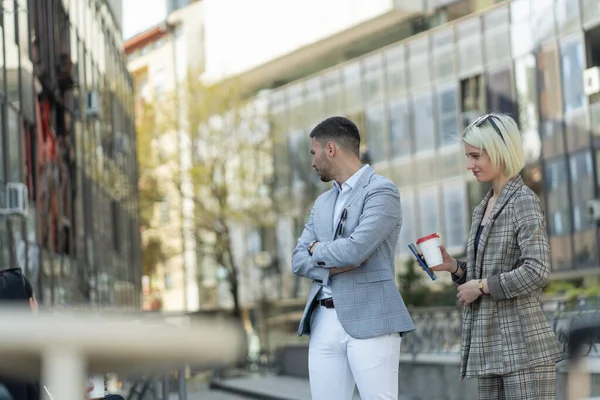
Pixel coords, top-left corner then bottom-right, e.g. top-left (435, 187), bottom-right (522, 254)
top-left (326, 141), bottom-right (336, 157)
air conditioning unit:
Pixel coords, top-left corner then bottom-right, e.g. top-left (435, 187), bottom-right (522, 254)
top-left (0, 183), bottom-right (28, 217)
top-left (86, 91), bottom-right (100, 117)
top-left (586, 199), bottom-right (600, 222)
top-left (583, 67), bottom-right (600, 96)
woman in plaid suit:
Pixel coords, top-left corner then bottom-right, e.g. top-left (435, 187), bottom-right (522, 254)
top-left (430, 114), bottom-right (564, 399)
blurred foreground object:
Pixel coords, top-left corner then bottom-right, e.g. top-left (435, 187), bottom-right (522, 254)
top-left (0, 307), bottom-right (244, 400)
top-left (567, 321), bottom-right (600, 400)
top-left (0, 384), bottom-right (13, 400)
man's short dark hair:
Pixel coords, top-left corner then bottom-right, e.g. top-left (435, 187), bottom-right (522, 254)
top-left (0, 268), bottom-right (33, 303)
top-left (309, 116), bottom-right (361, 157)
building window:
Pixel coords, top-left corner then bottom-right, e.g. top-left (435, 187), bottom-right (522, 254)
top-left (555, 0), bottom-right (580, 35)
top-left (460, 74), bottom-right (486, 128)
top-left (305, 77), bottom-right (323, 125)
top-left (288, 84), bottom-right (305, 129)
top-left (342, 62), bottom-right (362, 111)
top-left (389, 98), bottom-right (410, 159)
top-left (397, 190), bottom-right (414, 257)
top-left (483, 5), bottom-right (511, 66)
top-left (433, 28), bottom-right (455, 81)
top-left (560, 36), bottom-right (586, 116)
top-left (365, 103), bottom-right (386, 163)
top-left (486, 65), bottom-right (516, 117)
top-left (418, 185), bottom-right (440, 239)
top-left (164, 273), bottom-right (173, 290)
top-left (322, 70), bottom-right (341, 115)
top-left (385, 45), bottom-right (407, 96)
top-left (437, 84), bottom-right (459, 148)
top-left (514, 54), bottom-right (541, 164)
top-left (544, 157), bottom-right (571, 236)
top-left (537, 43), bottom-right (564, 159)
top-left (531, 0), bottom-right (555, 47)
top-left (289, 130), bottom-right (310, 187)
top-left (442, 181), bottom-right (467, 250)
top-left (362, 55), bottom-right (383, 103)
top-left (7, 107), bottom-right (21, 183)
top-left (457, 17), bottom-right (483, 77)
top-left (510, 0), bottom-right (533, 58)
top-left (412, 91), bottom-right (435, 153)
top-left (570, 151), bottom-right (594, 232)
top-left (408, 36), bottom-right (430, 90)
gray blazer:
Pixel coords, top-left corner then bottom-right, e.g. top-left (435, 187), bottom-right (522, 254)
top-left (453, 175), bottom-right (564, 379)
top-left (292, 166), bottom-right (415, 339)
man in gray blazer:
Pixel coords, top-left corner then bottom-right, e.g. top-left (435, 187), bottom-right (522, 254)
top-left (292, 116), bottom-right (415, 400)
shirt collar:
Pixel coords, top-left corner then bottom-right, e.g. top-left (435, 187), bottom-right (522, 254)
top-left (334, 164), bottom-right (369, 192)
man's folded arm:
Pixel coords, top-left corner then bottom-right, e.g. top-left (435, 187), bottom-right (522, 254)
top-left (312, 182), bottom-right (401, 268)
top-left (291, 207), bottom-right (330, 285)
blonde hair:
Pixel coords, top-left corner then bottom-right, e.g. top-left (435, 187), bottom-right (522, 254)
top-left (462, 113), bottom-right (525, 178)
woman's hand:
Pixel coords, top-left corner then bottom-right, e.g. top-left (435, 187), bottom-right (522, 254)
top-left (457, 280), bottom-right (482, 306)
top-left (429, 246), bottom-right (457, 273)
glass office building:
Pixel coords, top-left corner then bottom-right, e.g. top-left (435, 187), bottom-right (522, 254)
top-left (269, 0), bottom-right (600, 286)
top-left (0, 0), bottom-right (141, 308)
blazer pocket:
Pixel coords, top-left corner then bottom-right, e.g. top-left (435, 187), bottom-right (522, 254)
top-left (355, 271), bottom-right (391, 284)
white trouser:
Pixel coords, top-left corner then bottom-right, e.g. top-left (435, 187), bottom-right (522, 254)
top-left (308, 305), bottom-right (402, 400)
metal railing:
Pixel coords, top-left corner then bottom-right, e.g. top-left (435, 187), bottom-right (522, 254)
top-left (400, 297), bottom-right (600, 358)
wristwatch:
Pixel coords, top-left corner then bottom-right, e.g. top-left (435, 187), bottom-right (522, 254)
top-left (477, 279), bottom-right (485, 295)
top-left (308, 241), bottom-right (317, 256)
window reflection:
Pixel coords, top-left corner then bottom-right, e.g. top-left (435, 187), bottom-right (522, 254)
top-left (4, 6), bottom-right (20, 109)
top-left (322, 70), bottom-right (341, 115)
top-left (510, 0), bottom-right (533, 57)
top-left (437, 84), bottom-right (459, 147)
top-left (570, 151), bottom-right (594, 232)
top-left (442, 180), bottom-right (467, 250)
top-left (555, 0), bottom-right (580, 35)
top-left (560, 35), bottom-right (588, 152)
top-left (457, 17), bottom-right (483, 77)
top-left (544, 157), bottom-right (571, 237)
top-left (362, 55), bottom-right (383, 103)
top-left (418, 185), bottom-right (439, 239)
top-left (433, 28), bottom-right (455, 80)
top-left (514, 54), bottom-right (541, 163)
top-left (412, 91), bottom-right (435, 153)
top-left (385, 45), bottom-right (407, 96)
top-left (531, 0), bottom-right (555, 46)
top-left (408, 37), bottom-right (430, 90)
top-left (486, 66), bottom-right (516, 116)
top-left (342, 62), bottom-right (361, 110)
top-left (365, 103), bottom-right (386, 163)
top-left (289, 130), bottom-right (310, 187)
top-left (389, 99), bottom-right (410, 159)
top-left (483, 6), bottom-right (511, 66)
top-left (305, 77), bottom-right (323, 125)
top-left (537, 43), bottom-right (564, 159)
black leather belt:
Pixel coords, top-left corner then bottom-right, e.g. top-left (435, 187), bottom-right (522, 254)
top-left (318, 298), bottom-right (334, 308)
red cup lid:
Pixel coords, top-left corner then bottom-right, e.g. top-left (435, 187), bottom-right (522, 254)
top-left (416, 233), bottom-right (440, 245)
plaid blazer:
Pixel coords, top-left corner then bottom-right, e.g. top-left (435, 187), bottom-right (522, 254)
top-left (453, 175), bottom-right (564, 379)
top-left (291, 166), bottom-right (415, 339)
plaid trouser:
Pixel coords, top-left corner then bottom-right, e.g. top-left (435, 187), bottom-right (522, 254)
top-left (477, 365), bottom-right (556, 400)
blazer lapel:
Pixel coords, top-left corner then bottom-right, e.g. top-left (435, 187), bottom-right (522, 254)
top-left (473, 175), bottom-right (524, 272)
top-left (468, 190), bottom-right (491, 277)
top-left (340, 166), bottom-right (374, 211)
top-left (322, 189), bottom-right (338, 241)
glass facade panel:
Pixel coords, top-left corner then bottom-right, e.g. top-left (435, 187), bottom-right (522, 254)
top-left (555, 0), bottom-right (580, 35)
top-left (531, 0), bottom-right (556, 47)
top-left (305, 77), bottom-right (323, 125)
top-left (289, 130), bottom-right (310, 187)
top-left (433, 28), bottom-right (455, 80)
top-left (457, 17), bottom-right (483, 77)
top-left (560, 35), bottom-right (588, 152)
top-left (570, 150), bottom-right (595, 232)
top-left (537, 43), bottom-right (564, 159)
top-left (437, 83), bottom-right (459, 148)
top-left (544, 157), bottom-right (571, 236)
top-left (514, 54), bottom-right (541, 164)
top-left (342, 62), bottom-right (362, 111)
top-left (389, 98), bottom-right (410, 159)
top-left (486, 65), bottom-right (516, 116)
top-left (442, 180), bottom-right (467, 250)
top-left (365, 102), bottom-right (387, 164)
top-left (362, 55), bottom-right (383, 103)
top-left (418, 185), bottom-right (440, 239)
top-left (408, 36), bottom-right (430, 90)
top-left (412, 91), bottom-right (435, 153)
top-left (322, 70), bottom-right (341, 115)
top-left (483, 6), bottom-right (511, 66)
top-left (581, 0), bottom-right (600, 28)
top-left (385, 45), bottom-right (407, 95)
top-left (510, 0), bottom-right (533, 57)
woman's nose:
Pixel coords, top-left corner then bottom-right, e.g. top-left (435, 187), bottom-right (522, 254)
top-left (466, 161), bottom-right (475, 170)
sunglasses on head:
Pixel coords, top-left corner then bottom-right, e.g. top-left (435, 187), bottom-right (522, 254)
top-left (468, 114), bottom-right (505, 143)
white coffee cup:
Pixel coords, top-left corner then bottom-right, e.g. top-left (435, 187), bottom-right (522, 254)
top-left (88, 375), bottom-right (105, 399)
top-left (416, 233), bottom-right (443, 267)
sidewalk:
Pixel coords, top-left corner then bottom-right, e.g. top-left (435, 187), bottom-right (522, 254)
top-left (209, 374), bottom-right (415, 400)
